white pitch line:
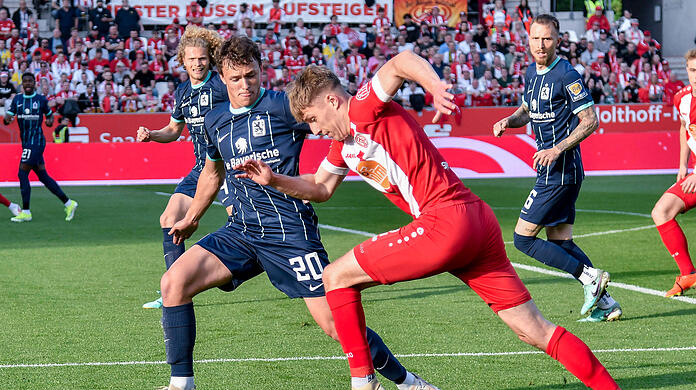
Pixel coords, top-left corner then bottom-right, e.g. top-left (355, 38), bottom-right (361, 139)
top-left (2, 346), bottom-right (695, 369)
top-left (151, 192), bottom-right (693, 304)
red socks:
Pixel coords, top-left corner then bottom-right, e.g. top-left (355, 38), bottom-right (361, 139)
top-left (0, 193), bottom-right (10, 207)
top-left (325, 288), bottom-right (374, 377)
top-left (546, 326), bottom-right (619, 390)
top-left (656, 219), bottom-right (696, 275)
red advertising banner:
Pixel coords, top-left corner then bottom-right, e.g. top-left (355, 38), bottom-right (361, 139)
top-left (0, 104), bottom-right (678, 144)
top-left (105, 0), bottom-right (393, 25)
top-left (393, 0), bottom-right (468, 28)
top-left (0, 132), bottom-right (683, 186)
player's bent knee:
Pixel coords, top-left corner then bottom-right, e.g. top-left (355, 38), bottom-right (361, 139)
top-left (160, 270), bottom-right (187, 305)
top-left (513, 233), bottom-right (536, 255)
top-left (159, 211), bottom-right (178, 228)
top-left (651, 201), bottom-right (676, 225)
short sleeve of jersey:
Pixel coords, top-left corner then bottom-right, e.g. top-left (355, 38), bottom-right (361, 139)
top-left (7, 94), bottom-right (17, 115)
top-left (320, 139), bottom-right (349, 175)
top-left (171, 85), bottom-right (185, 122)
top-left (41, 96), bottom-right (52, 118)
top-left (203, 114), bottom-right (222, 161)
top-left (562, 69), bottom-right (593, 114)
top-left (350, 74), bottom-right (393, 122)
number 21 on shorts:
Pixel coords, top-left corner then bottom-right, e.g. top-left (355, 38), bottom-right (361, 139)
top-left (523, 189), bottom-right (538, 210)
top-left (21, 148), bottom-right (31, 161)
top-left (289, 252), bottom-right (324, 281)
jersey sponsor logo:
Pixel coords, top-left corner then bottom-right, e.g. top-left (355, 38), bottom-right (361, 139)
top-left (356, 83), bottom-right (370, 100)
top-left (235, 137), bottom-right (248, 154)
top-left (566, 80), bottom-right (588, 102)
top-left (356, 160), bottom-right (390, 190)
top-left (226, 148), bottom-right (281, 169)
top-left (200, 92), bottom-right (209, 106)
top-left (184, 116), bottom-right (205, 125)
top-left (252, 115), bottom-right (266, 137)
top-left (354, 133), bottom-right (368, 148)
top-left (529, 111), bottom-right (556, 120)
top-left (540, 84), bottom-right (550, 100)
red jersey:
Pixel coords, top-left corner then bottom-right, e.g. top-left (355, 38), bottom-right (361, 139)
top-left (89, 58), bottom-right (110, 73)
top-left (373, 16), bottom-right (390, 31)
top-left (161, 91), bottom-right (175, 112)
top-left (663, 80), bottom-right (685, 105)
top-left (321, 76), bottom-right (478, 218)
top-left (285, 55), bottom-right (305, 75)
top-left (0, 19), bottom-right (15, 40)
top-left (674, 86), bottom-right (696, 155)
top-left (269, 7), bottom-right (283, 33)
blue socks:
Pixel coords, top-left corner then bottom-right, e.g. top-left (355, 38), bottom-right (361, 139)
top-left (162, 302), bottom-right (196, 377)
top-left (18, 169), bottom-right (30, 209)
top-left (36, 169), bottom-right (68, 204)
top-left (163, 228), bottom-right (186, 270)
top-left (366, 327), bottom-right (407, 383)
top-left (513, 233), bottom-right (581, 275)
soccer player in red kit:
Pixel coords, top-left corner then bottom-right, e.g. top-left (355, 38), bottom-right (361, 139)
top-left (234, 51), bottom-right (620, 390)
top-left (651, 48), bottom-right (696, 297)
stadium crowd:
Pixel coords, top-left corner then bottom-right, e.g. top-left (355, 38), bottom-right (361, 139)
top-left (0, 0), bottom-right (685, 118)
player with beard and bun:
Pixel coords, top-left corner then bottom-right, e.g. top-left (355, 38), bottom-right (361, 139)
top-left (136, 25), bottom-right (232, 310)
top-left (493, 14), bottom-right (622, 322)
top-left (157, 36), bottom-right (438, 390)
top-left (234, 49), bottom-right (620, 389)
top-left (651, 48), bottom-right (696, 297)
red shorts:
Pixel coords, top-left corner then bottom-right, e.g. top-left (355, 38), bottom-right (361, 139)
top-left (354, 200), bottom-right (532, 313)
top-left (666, 174), bottom-right (696, 211)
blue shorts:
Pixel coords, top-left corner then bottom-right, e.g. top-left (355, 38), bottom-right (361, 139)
top-left (20, 145), bottom-right (45, 166)
top-left (174, 169), bottom-right (233, 208)
top-left (196, 225), bottom-right (330, 298)
top-left (519, 183), bottom-right (581, 226)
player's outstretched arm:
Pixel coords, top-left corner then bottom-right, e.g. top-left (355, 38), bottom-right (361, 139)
top-left (532, 106), bottom-right (598, 169)
top-left (678, 118), bottom-right (690, 181)
top-left (376, 50), bottom-right (456, 123)
top-left (169, 158), bottom-right (225, 244)
top-left (494, 104), bottom-right (530, 137)
top-left (137, 119), bottom-right (185, 143)
top-left (234, 159), bottom-right (345, 203)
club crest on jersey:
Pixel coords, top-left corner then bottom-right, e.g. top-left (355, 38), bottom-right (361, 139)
top-left (566, 80), bottom-right (587, 102)
top-left (200, 92), bottom-right (209, 106)
top-left (235, 137), bottom-right (248, 154)
top-left (32, 102), bottom-right (38, 110)
top-left (190, 105), bottom-right (199, 117)
top-left (540, 84), bottom-right (550, 100)
top-left (354, 133), bottom-right (368, 148)
top-left (252, 115), bottom-right (266, 137)
top-left (356, 83), bottom-right (370, 100)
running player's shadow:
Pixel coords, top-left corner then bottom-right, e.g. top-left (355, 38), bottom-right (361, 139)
top-left (363, 284), bottom-right (465, 303)
top-left (623, 306), bottom-right (696, 321)
top-left (507, 369), bottom-right (696, 389)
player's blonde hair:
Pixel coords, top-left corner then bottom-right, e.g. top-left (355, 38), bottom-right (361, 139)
top-left (176, 25), bottom-right (224, 69)
top-left (287, 65), bottom-right (341, 122)
top-left (685, 49), bottom-right (696, 62)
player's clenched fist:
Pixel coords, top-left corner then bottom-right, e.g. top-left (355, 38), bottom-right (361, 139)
top-left (136, 126), bottom-right (151, 142)
top-left (493, 118), bottom-right (509, 137)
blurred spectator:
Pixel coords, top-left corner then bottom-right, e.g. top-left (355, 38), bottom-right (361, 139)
top-left (218, 21), bottom-right (234, 40)
top-left (400, 14), bottom-right (419, 43)
top-left (12, 0), bottom-right (32, 38)
top-left (125, 29), bottom-right (147, 54)
top-left (595, 29), bottom-right (613, 53)
top-left (373, 7), bottom-right (390, 32)
top-left (89, 0), bottom-right (112, 38)
top-left (646, 73), bottom-right (664, 102)
top-left (584, 21), bottom-right (601, 42)
top-left (0, 8), bottom-right (14, 42)
top-left (159, 80), bottom-right (176, 111)
top-left (623, 76), bottom-right (640, 102)
top-left (0, 70), bottom-right (15, 109)
top-left (54, 2), bottom-right (75, 47)
top-left (141, 86), bottom-right (159, 112)
top-left (616, 9), bottom-right (632, 33)
top-left (88, 48), bottom-right (109, 73)
top-left (115, 0), bottom-right (142, 39)
top-left (234, 2), bottom-right (254, 32)
top-left (78, 82), bottom-right (101, 112)
top-left (10, 60), bottom-right (27, 86)
top-left (586, 5), bottom-right (610, 31)
top-left (105, 25), bottom-right (124, 59)
top-left (119, 84), bottom-right (141, 112)
top-left (663, 72), bottom-right (685, 105)
top-left (484, 0), bottom-right (511, 32)
top-left (133, 61), bottom-right (155, 91)
top-left (626, 19), bottom-right (643, 44)
top-left (165, 18), bottom-right (184, 38)
top-left (110, 49), bottom-right (130, 72)
top-left (100, 82), bottom-right (118, 112)
top-left (424, 5), bottom-right (448, 36)
top-left (401, 82), bottom-right (425, 114)
top-left (51, 51), bottom-right (71, 79)
top-left (621, 42), bottom-right (640, 70)
top-left (515, 0), bottom-right (533, 31)
top-left (53, 116), bottom-right (70, 143)
top-left (269, 0), bottom-right (283, 34)
top-left (580, 41), bottom-right (600, 65)
top-left (0, 40), bottom-right (9, 66)
top-left (186, 2), bottom-right (204, 26)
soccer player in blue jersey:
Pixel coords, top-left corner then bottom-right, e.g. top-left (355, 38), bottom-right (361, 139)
top-left (492, 14), bottom-right (621, 322)
top-left (156, 37), bottom-right (437, 390)
top-left (136, 26), bottom-right (232, 309)
top-left (4, 72), bottom-right (78, 223)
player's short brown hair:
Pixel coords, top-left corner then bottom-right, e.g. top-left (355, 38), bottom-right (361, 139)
top-left (287, 65), bottom-right (342, 122)
top-left (531, 14), bottom-right (560, 35)
top-left (685, 49), bottom-right (696, 62)
top-left (215, 36), bottom-right (263, 73)
top-left (176, 25), bottom-right (223, 69)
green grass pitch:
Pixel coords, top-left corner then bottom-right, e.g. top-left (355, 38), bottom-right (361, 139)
top-left (2, 175), bottom-right (696, 389)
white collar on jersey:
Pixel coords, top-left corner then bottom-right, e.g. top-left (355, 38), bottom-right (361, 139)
top-left (536, 56), bottom-right (561, 75)
top-left (229, 88), bottom-right (266, 115)
top-left (191, 71), bottom-right (212, 89)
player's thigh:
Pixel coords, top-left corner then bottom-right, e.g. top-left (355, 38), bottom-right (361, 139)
top-left (19, 145), bottom-right (44, 169)
top-left (545, 223), bottom-right (574, 240)
top-left (355, 202), bottom-right (486, 285)
top-left (496, 300), bottom-right (556, 350)
top-left (323, 249), bottom-right (379, 291)
top-left (514, 217), bottom-right (543, 237)
top-left (518, 183), bottom-right (580, 231)
top-left (161, 244), bottom-right (233, 303)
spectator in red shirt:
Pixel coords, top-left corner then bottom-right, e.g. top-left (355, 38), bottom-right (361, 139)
top-left (269, 0), bottom-right (283, 34)
top-left (586, 6), bottom-right (610, 31)
top-left (373, 7), bottom-right (390, 32)
top-left (218, 21), bottom-right (235, 40)
top-left (109, 49), bottom-right (131, 72)
top-left (186, 2), bottom-right (203, 26)
top-left (165, 18), bottom-right (185, 39)
top-left (662, 72), bottom-right (685, 105)
top-left (160, 80), bottom-right (176, 112)
top-left (0, 8), bottom-right (15, 41)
